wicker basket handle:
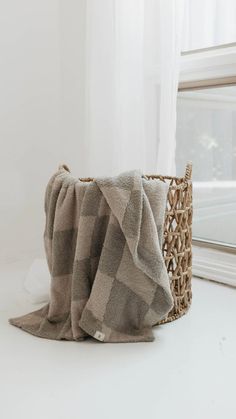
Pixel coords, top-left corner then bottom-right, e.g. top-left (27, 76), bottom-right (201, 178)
top-left (184, 162), bottom-right (192, 181)
top-left (58, 164), bottom-right (70, 172)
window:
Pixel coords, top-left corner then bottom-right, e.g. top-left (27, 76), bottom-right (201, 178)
top-left (177, 85), bottom-right (236, 247)
top-left (176, 2), bottom-right (236, 285)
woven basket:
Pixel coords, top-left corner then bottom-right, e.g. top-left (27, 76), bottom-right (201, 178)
top-left (146, 162), bottom-right (193, 324)
top-left (77, 162), bottom-right (193, 325)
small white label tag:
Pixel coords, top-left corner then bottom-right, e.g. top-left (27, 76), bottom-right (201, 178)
top-left (94, 330), bottom-right (105, 341)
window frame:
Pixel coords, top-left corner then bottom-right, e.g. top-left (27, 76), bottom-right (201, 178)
top-left (179, 42), bottom-right (236, 90)
top-left (178, 42), bottom-right (236, 286)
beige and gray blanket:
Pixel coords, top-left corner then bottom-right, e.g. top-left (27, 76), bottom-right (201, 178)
top-left (10, 165), bottom-right (173, 342)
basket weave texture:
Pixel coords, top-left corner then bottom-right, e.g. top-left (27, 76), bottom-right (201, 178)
top-left (146, 163), bottom-right (193, 324)
top-left (79, 163), bottom-right (193, 325)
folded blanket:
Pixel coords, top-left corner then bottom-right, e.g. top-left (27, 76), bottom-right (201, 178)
top-left (10, 166), bottom-right (173, 342)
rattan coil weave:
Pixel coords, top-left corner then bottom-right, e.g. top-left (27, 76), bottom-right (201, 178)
top-left (146, 162), bottom-right (193, 324)
top-left (77, 162), bottom-right (193, 325)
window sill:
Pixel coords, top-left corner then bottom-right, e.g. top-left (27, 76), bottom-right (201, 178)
top-left (193, 244), bottom-right (236, 287)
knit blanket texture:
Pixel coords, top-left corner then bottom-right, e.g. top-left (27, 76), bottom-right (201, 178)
top-left (10, 166), bottom-right (173, 342)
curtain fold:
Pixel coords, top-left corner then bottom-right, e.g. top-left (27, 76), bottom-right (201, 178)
top-left (182, 0), bottom-right (236, 51)
top-left (83, 0), bottom-right (185, 176)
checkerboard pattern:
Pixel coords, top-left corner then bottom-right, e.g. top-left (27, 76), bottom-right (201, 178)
top-left (10, 166), bottom-right (173, 342)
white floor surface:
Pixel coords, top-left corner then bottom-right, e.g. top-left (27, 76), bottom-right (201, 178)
top-left (0, 261), bottom-right (236, 419)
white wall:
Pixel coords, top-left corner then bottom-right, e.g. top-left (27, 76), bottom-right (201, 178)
top-left (0, 1), bottom-right (87, 262)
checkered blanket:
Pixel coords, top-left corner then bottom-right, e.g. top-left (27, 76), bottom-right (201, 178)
top-left (10, 165), bottom-right (173, 342)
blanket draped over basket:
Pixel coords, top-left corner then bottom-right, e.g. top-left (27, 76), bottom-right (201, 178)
top-left (10, 166), bottom-right (174, 342)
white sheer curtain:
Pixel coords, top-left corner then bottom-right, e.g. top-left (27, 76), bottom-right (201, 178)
top-left (24, 0), bottom-right (186, 302)
top-left (25, 0), bottom-right (184, 302)
top-left (83, 0), bottom-right (185, 176)
top-left (182, 0), bottom-right (236, 51)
